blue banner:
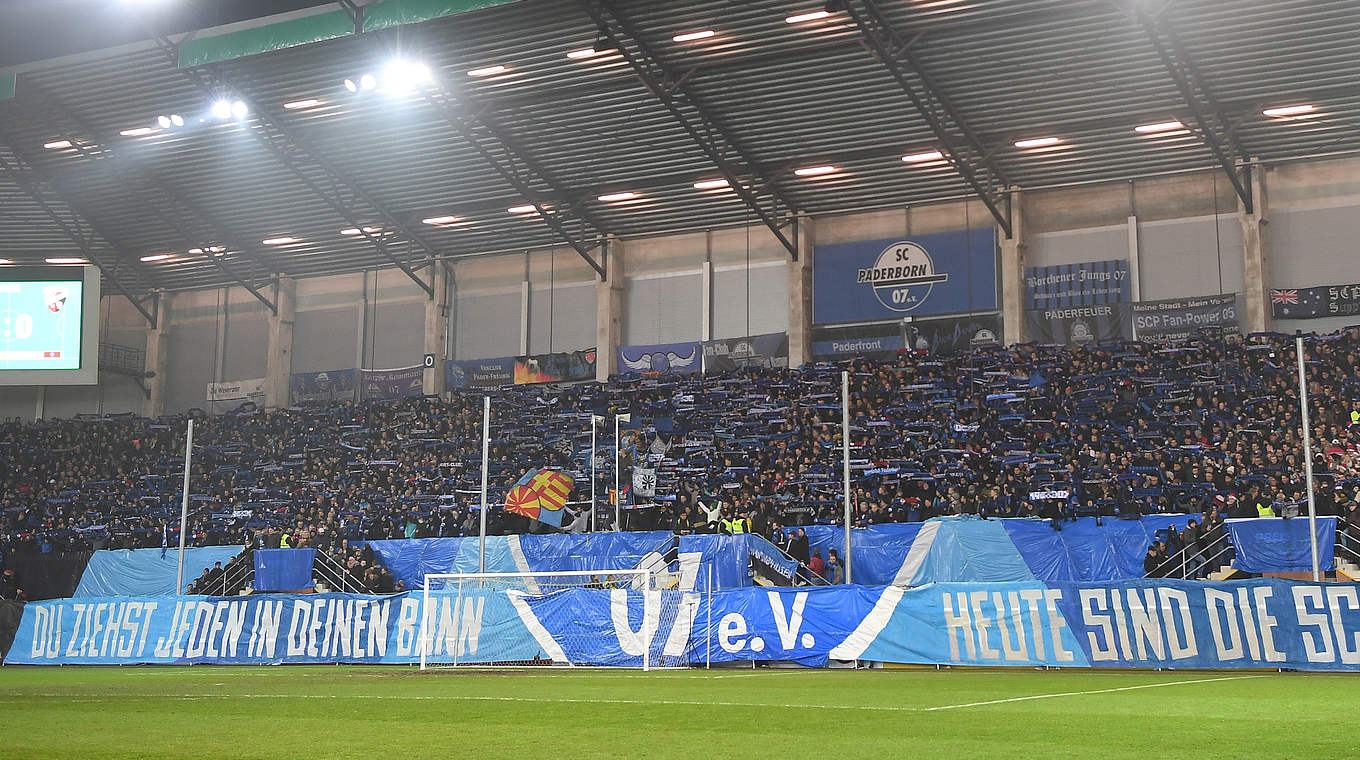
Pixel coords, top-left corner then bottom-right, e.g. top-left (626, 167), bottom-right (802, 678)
top-left (1227, 517), bottom-right (1336, 573)
top-left (290, 369), bottom-right (356, 404)
top-left (360, 366), bottom-right (424, 400)
top-left (445, 357), bottom-right (514, 389)
top-left (73, 546), bottom-right (244, 597)
top-left (617, 341), bottom-right (702, 376)
top-left (813, 229), bottom-right (998, 324)
top-left (1024, 259), bottom-right (1130, 310)
top-left (812, 335), bottom-right (904, 357)
top-left (253, 549), bottom-right (316, 592)
top-left (11, 579), bottom-right (1360, 670)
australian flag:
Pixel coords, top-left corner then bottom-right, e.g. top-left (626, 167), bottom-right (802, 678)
top-left (1272, 286), bottom-right (1351, 320)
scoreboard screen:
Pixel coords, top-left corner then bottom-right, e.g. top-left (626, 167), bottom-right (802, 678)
top-left (0, 278), bottom-right (84, 370)
top-left (0, 265), bottom-right (100, 385)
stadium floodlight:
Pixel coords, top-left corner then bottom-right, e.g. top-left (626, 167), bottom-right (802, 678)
top-left (210, 100), bottom-right (233, 119)
top-left (381, 60), bottom-right (434, 93)
top-left (467, 65), bottom-right (506, 77)
top-left (673, 30), bottom-right (715, 42)
top-left (1135, 120), bottom-right (1184, 133)
top-left (171, 114), bottom-right (185, 127)
top-left (794, 165), bottom-right (838, 177)
top-left (786, 10), bottom-right (832, 23)
top-left (344, 78), bottom-right (358, 93)
top-left (139, 253), bottom-right (172, 262)
top-left (1263, 104), bottom-right (1315, 118)
top-left (1014, 136), bottom-right (1061, 148)
top-left (43, 140), bottom-right (73, 150)
top-left (597, 191), bottom-right (637, 202)
top-left (902, 150), bottom-right (945, 163)
top-left (693, 178), bottom-right (730, 190)
top-left (360, 74), bottom-right (377, 91)
top-left (157, 115), bottom-right (171, 129)
top-left (230, 100), bottom-right (248, 119)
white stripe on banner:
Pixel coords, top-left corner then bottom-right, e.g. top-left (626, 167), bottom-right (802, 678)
top-left (506, 591), bottom-right (567, 663)
top-left (505, 535), bottom-right (540, 594)
top-left (827, 585), bottom-right (905, 661)
top-left (893, 521), bottom-right (941, 586)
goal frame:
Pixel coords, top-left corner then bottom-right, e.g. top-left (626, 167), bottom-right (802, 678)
top-left (419, 568), bottom-right (662, 670)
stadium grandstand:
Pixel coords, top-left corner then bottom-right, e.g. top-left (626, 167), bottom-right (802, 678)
top-left (2, 0), bottom-right (1360, 757)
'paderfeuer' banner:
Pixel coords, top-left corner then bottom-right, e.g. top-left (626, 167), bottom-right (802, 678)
top-left (9, 579), bottom-right (1360, 671)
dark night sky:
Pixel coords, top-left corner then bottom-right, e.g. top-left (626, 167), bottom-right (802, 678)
top-left (1, 0), bottom-right (341, 68)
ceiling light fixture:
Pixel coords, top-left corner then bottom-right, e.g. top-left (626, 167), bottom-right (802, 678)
top-left (567, 48), bottom-right (598, 59)
top-left (119, 127), bottom-right (155, 137)
top-left (43, 140), bottom-right (73, 150)
top-left (597, 192), bottom-right (637, 202)
top-left (341, 226), bottom-right (383, 236)
top-left (794, 165), bottom-right (837, 176)
top-left (508, 204), bottom-right (540, 214)
top-left (902, 150), bottom-right (945, 163)
top-left (1014, 137), bottom-right (1061, 148)
top-left (45, 258), bottom-right (87, 265)
top-left (422, 216), bottom-right (461, 225)
top-left (381, 60), bottom-right (435, 93)
top-left (1262, 104), bottom-right (1315, 117)
top-left (139, 254), bottom-right (173, 262)
top-left (1134, 121), bottom-right (1184, 133)
top-left (261, 237), bottom-right (298, 246)
top-left (467, 65), bottom-right (506, 77)
top-left (0, 259), bottom-right (11, 265)
top-left (785, 10), bottom-right (832, 23)
top-left (693, 178), bottom-right (731, 190)
top-left (673, 30), bottom-right (715, 42)
top-left (284, 99), bottom-right (322, 110)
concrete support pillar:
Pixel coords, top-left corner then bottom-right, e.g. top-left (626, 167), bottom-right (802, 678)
top-left (999, 190), bottom-right (1027, 346)
top-left (264, 277), bottom-right (296, 409)
top-left (143, 293), bottom-right (171, 418)
top-left (423, 265), bottom-right (451, 396)
top-left (787, 216), bottom-right (814, 368)
top-left (596, 238), bottom-right (624, 383)
top-left (1239, 166), bottom-right (1270, 334)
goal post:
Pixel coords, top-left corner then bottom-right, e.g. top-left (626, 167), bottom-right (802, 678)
top-left (419, 568), bottom-right (683, 671)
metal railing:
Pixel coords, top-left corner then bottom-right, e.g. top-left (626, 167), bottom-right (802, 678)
top-left (1337, 524), bottom-right (1360, 566)
top-left (1146, 531), bottom-right (1234, 580)
top-left (313, 547), bottom-right (369, 593)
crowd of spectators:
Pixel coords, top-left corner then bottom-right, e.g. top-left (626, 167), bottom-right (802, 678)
top-left (3, 328), bottom-right (1360, 585)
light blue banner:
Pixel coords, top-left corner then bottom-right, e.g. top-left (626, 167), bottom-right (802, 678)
top-left (1227, 517), bottom-right (1336, 573)
top-left (11, 579), bottom-right (1360, 671)
top-left (73, 546), bottom-right (244, 597)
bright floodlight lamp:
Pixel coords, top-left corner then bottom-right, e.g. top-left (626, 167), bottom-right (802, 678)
top-left (157, 115), bottom-right (171, 129)
top-left (381, 61), bottom-right (435, 93)
top-left (230, 100), bottom-right (248, 119)
top-left (171, 114), bottom-right (184, 127)
top-left (210, 100), bottom-right (233, 120)
top-left (344, 78), bottom-right (358, 93)
top-left (360, 73), bottom-right (377, 91)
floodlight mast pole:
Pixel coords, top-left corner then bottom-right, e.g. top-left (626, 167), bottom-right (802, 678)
top-left (478, 396), bottom-right (490, 574)
top-left (1296, 333), bottom-right (1321, 582)
top-left (590, 415), bottom-right (599, 533)
top-left (842, 371), bottom-right (853, 584)
top-left (175, 419), bottom-right (194, 595)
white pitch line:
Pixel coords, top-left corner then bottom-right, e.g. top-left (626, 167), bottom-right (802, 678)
top-left (920, 674), bottom-right (1264, 711)
top-left (4, 676), bottom-right (1263, 713)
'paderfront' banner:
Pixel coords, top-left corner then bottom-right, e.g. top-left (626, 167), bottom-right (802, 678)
top-left (9, 579), bottom-right (1360, 671)
top-left (813, 229), bottom-right (998, 324)
top-left (1132, 294), bottom-right (1240, 341)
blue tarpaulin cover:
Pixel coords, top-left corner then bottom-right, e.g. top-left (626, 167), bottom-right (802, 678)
top-left (1227, 517), bottom-right (1336, 573)
top-left (73, 546), bottom-right (243, 597)
top-left (253, 548), bottom-right (317, 591)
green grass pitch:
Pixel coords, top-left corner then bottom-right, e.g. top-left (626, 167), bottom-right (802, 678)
top-left (0, 666), bottom-right (1354, 759)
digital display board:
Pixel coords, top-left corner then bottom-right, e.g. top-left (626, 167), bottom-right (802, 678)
top-left (0, 265), bottom-right (101, 385)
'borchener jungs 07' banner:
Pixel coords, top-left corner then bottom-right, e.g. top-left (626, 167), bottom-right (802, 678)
top-left (1024, 259), bottom-right (1133, 345)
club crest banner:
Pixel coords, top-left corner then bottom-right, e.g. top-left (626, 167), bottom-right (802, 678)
top-left (701, 333), bottom-right (788, 373)
top-left (1027, 303), bottom-right (1132, 346)
top-left (813, 229), bottom-right (998, 324)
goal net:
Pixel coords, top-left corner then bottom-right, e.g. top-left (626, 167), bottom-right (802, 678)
top-left (418, 569), bottom-right (698, 671)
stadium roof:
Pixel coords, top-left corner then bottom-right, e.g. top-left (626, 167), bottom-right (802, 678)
top-left (1, 0), bottom-right (1357, 309)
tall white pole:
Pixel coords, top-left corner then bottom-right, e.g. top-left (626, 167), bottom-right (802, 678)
top-left (842, 371), bottom-right (852, 585)
top-left (478, 395), bottom-right (490, 573)
top-left (1296, 334), bottom-right (1321, 582)
top-left (614, 414), bottom-right (621, 533)
top-left (175, 419), bottom-right (194, 594)
top-left (590, 416), bottom-right (598, 533)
